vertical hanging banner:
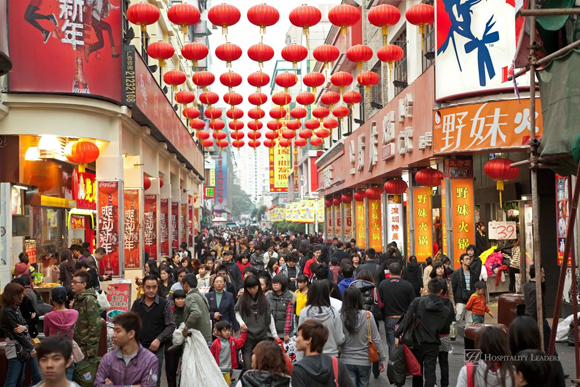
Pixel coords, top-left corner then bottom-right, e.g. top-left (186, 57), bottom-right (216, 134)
top-left (451, 179), bottom-right (475, 268)
top-left (98, 182), bottom-right (120, 277)
top-left (181, 203), bottom-right (187, 244)
top-left (355, 200), bottom-right (367, 249)
top-left (160, 199), bottom-right (169, 256)
top-left (441, 185), bottom-right (448, 256)
top-left (144, 195), bottom-right (157, 260)
top-left (326, 206), bottom-right (333, 241)
top-left (72, 169), bottom-right (97, 210)
top-left (269, 145), bottom-right (290, 192)
top-left (215, 152), bottom-right (228, 210)
top-left (413, 188), bottom-right (433, 261)
top-left (123, 189), bottom-right (140, 269)
top-left (188, 195), bottom-right (194, 246)
top-left (172, 202), bottom-right (179, 252)
top-left (368, 199), bottom-right (382, 252)
top-left (387, 195), bottom-right (404, 255)
top-left (334, 205), bottom-right (342, 241)
top-left (344, 203), bottom-right (353, 242)
top-left (556, 175), bottom-right (571, 265)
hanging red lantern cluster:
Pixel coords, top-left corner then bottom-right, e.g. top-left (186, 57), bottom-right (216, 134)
top-left (208, 4), bottom-right (241, 35)
top-left (287, 120), bottom-right (301, 131)
top-left (147, 41), bottom-right (174, 68)
top-left (127, 3), bottom-right (160, 32)
top-left (484, 158), bottom-right (520, 205)
top-left (247, 4), bottom-right (279, 35)
top-left (289, 5), bottom-right (322, 49)
top-left (384, 179), bottom-right (408, 194)
top-left (315, 128), bottom-right (331, 139)
top-left (167, 3), bottom-right (200, 34)
top-left (182, 42), bottom-right (208, 69)
top-left (323, 119), bottom-right (337, 132)
top-left (415, 168), bottom-right (444, 187)
top-left (365, 186), bottom-right (383, 200)
top-left (64, 140), bottom-right (99, 173)
top-left (368, 4), bottom-right (401, 45)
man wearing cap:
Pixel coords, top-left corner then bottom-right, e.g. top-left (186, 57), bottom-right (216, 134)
top-left (221, 249), bottom-right (243, 293)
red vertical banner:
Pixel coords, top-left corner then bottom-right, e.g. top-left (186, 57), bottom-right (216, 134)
top-left (188, 195), bottom-right (194, 247)
top-left (413, 188), bottom-right (433, 262)
top-left (172, 202), bottom-right (179, 252)
top-left (160, 199), bottom-right (169, 256)
top-left (556, 175), bottom-right (571, 265)
top-left (181, 204), bottom-right (187, 244)
top-left (124, 190), bottom-right (140, 269)
top-left (98, 181), bottom-right (120, 276)
top-left (451, 179), bottom-right (475, 268)
top-left (144, 195), bottom-right (157, 261)
top-left (355, 200), bottom-right (367, 249)
top-left (368, 199), bottom-right (383, 252)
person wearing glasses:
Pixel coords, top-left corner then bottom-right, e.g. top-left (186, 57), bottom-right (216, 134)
top-left (451, 254), bottom-right (478, 329)
top-left (71, 271), bottom-right (102, 359)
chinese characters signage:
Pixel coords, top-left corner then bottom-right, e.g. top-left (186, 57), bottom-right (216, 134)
top-left (387, 195), bottom-right (404, 256)
top-left (181, 204), bottom-right (187, 244)
top-left (413, 188), bottom-right (432, 261)
top-left (556, 175), bottom-right (571, 266)
top-left (144, 195), bottom-right (157, 260)
top-left (97, 181), bottom-right (119, 276)
top-left (344, 203), bottom-right (353, 241)
top-left (8, 0), bottom-right (122, 102)
top-left (433, 99), bottom-right (543, 154)
top-left (215, 152), bottom-right (228, 210)
top-left (368, 199), bottom-right (382, 252)
top-left (355, 201), bottom-right (366, 249)
top-left (451, 179), bottom-right (475, 268)
top-left (270, 145), bottom-right (290, 192)
top-left (72, 169), bottom-right (96, 210)
top-left (160, 199), bottom-right (169, 256)
top-left (106, 282), bottom-right (130, 321)
top-left (334, 204), bottom-right (342, 240)
top-left (124, 190), bottom-right (140, 269)
top-left (326, 207), bottom-right (333, 241)
top-left (203, 187), bottom-right (215, 199)
top-left (172, 202), bottom-right (179, 252)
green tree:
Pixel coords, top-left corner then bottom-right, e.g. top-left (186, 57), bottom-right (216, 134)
top-left (230, 181), bottom-right (255, 219)
top-left (256, 205), bottom-right (267, 222)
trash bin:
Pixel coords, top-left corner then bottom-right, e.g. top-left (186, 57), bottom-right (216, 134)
top-left (464, 323), bottom-right (508, 349)
top-left (497, 293), bottom-right (526, 327)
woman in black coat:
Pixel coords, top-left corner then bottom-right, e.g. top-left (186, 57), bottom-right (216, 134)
top-left (402, 256), bottom-right (423, 297)
top-left (205, 274), bottom-right (239, 332)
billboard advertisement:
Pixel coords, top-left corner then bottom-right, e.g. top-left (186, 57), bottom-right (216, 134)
top-left (123, 189), bottom-right (140, 269)
top-left (97, 181), bottom-right (120, 276)
top-left (269, 145), bottom-right (290, 192)
top-left (215, 152), bottom-right (227, 210)
top-left (144, 194), bottom-right (157, 261)
top-left (160, 199), bottom-right (169, 256)
top-left (8, 0), bottom-right (122, 102)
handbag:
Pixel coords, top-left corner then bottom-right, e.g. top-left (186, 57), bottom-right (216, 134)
top-left (96, 290), bottom-right (111, 311)
top-left (399, 310), bottom-right (421, 347)
top-left (371, 289), bottom-right (383, 322)
top-left (71, 340), bottom-right (85, 363)
top-left (14, 340), bottom-right (31, 362)
top-left (366, 311), bottom-right (380, 363)
top-left (73, 356), bottom-right (101, 387)
top-left (402, 344), bottom-right (421, 376)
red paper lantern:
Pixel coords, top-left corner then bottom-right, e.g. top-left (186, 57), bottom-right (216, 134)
top-left (229, 121), bottom-right (244, 131)
top-left (143, 175), bottom-right (152, 191)
top-left (183, 107), bottom-right (201, 119)
top-left (64, 140), bottom-right (99, 173)
top-left (346, 45), bottom-right (373, 70)
top-left (208, 4), bottom-right (241, 35)
top-left (232, 140), bottom-right (245, 149)
top-left (282, 44), bottom-right (308, 68)
top-left (365, 186), bottom-right (383, 200)
top-left (299, 129), bottom-right (313, 139)
top-left (377, 44), bottom-right (404, 70)
top-left (290, 107), bottom-right (308, 120)
top-left (325, 199), bottom-right (333, 207)
top-left (163, 70), bottom-right (186, 89)
top-left (296, 91), bottom-right (315, 106)
top-left (281, 129), bottom-right (295, 140)
top-left (247, 43), bottom-right (275, 67)
top-left (205, 107), bottom-right (222, 120)
top-left (196, 130), bottom-right (210, 140)
top-left (312, 107), bottom-right (330, 120)
top-left (320, 92), bottom-right (340, 109)
top-left (248, 131), bottom-right (262, 140)
top-left (247, 121), bottom-right (263, 130)
top-left (248, 140), bottom-right (261, 149)
top-left (323, 119), bottom-right (338, 131)
top-left (263, 139), bottom-right (276, 148)
top-left (226, 107), bottom-right (244, 121)
top-left (269, 108), bottom-right (287, 121)
top-left (223, 92), bottom-right (243, 106)
top-left (342, 91), bottom-right (362, 109)
top-left (267, 121), bottom-right (283, 131)
top-left (275, 72), bottom-right (297, 92)
top-left (202, 139), bottom-right (214, 148)
top-left (415, 168), bottom-right (444, 187)
top-left (265, 131), bottom-right (279, 140)
top-left (279, 139), bottom-right (292, 148)
top-left (159, 178), bottom-right (164, 188)
top-left (167, 3), bottom-right (200, 34)
top-left (247, 4), bottom-right (279, 34)
top-left (217, 139), bottom-right (229, 148)
top-left (357, 71), bottom-right (380, 93)
top-left (406, 4), bottom-right (435, 49)
top-left (248, 108), bottom-right (266, 120)
top-left (368, 4), bottom-right (401, 45)
top-left (314, 128), bottom-right (331, 138)
top-left (294, 138), bottom-right (307, 147)
top-left (189, 119), bottom-right (205, 130)
top-left (199, 91), bottom-right (219, 105)
top-left (484, 158), bottom-right (519, 204)
top-left (272, 92), bottom-right (292, 107)
top-left (328, 4), bottom-right (361, 37)
top-left (230, 131), bottom-right (245, 140)
top-left (303, 72), bottom-right (326, 95)
top-left (332, 197), bottom-right (342, 206)
top-left (127, 3), bottom-right (160, 32)
top-left (182, 42), bottom-right (208, 68)
top-left (247, 71), bottom-right (270, 90)
top-left (248, 92), bottom-right (268, 106)
top-left (212, 131), bottom-right (227, 140)
top-left (289, 5), bottom-right (322, 49)
top-left (313, 45), bottom-right (340, 70)
top-left (341, 192), bottom-right (353, 204)
top-left (331, 71), bottom-right (353, 96)
top-left (384, 179), bottom-right (408, 194)
top-left (305, 119), bottom-right (320, 130)
top-left (219, 71), bottom-right (242, 89)
top-left (354, 190), bottom-right (366, 202)
top-left (192, 70), bottom-right (215, 90)
top-left (209, 119), bottom-right (225, 131)
top-left (333, 106), bottom-right (350, 119)
top-left (215, 43), bottom-right (242, 67)
top-left (287, 120), bottom-right (301, 131)
top-left (147, 41), bottom-right (174, 67)
top-left (310, 137), bottom-right (323, 147)
top-left (175, 91), bottom-right (195, 105)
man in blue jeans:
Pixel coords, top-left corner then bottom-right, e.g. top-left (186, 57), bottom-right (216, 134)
top-left (377, 262), bottom-right (417, 353)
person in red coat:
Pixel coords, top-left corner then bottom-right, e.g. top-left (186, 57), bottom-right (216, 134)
top-left (210, 320), bottom-right (248, 385)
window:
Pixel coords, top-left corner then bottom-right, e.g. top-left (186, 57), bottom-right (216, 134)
top-left (422, 24), bottom-right (435, 72)
top-left (370, 61), bottom-right (382, 107)
top-left (393, 31), bottom-right (408, 97)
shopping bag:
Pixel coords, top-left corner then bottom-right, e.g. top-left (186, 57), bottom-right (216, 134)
top-left (277, 339), bottom-right (293, 374)
top-left (283, 336), bottom-right (298, 363)
top-left (96, 290), bottom-right (111, 311)
top-left (73, 356), bottom-right (101, 387)
top-left (386, 345), bottom-right (406, 387)
top-left (403, 344), bottom-right (422, 376)
top-left (180, 330), bottom-right (228, 387)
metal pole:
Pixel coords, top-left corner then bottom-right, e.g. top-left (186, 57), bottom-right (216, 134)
top-left (527, 0), bottom-right (545, 349)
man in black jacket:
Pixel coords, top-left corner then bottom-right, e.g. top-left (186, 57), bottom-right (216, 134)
top-left (394, 279), bottom-right (454, 387)
top-left (221, 250), bottom-right (243, 292)
top-left (451, 253), bottom-right (477, 329)
top-left (355, 248), bottom-right (381, 279)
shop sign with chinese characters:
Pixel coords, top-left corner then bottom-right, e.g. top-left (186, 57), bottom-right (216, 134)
top-left (215, 153), bottom-right (228, 210)
top-left (387, 195), bottom-right (404, 256)
top-left (451, 179), bottom-right (475, 268)
top-left (326, 207), bottom-right (333, 240)
top-left (124, 190), bottom-right (140, 269)
top-left (433, 99), bottom-right (543, 154)
top-left (106, 282), bottom-right (130, 321)
top-left (160, 199), bottom-right (169, 256)
top-left (356, 200), bottom-right (367, 249)
top-left (144, 195), bottom-right (157, 260)
top-left (414, 188), bottom-right (433, 261)
top-left (344, 203), bottom-right (353, 241)
top-left (334, 204), bottom-right (342, 240)
top-left (204, 187), bottom-right (215, 199)
top-left (73, 169), bottom-right (96, 210)
top-left (97, 181), bottom-right (120, 276)
top-left (270, 146), bottom-right (290, 192)
top-left (368, 199), bottom-right (382, 252)
top-left (172, 202), bottom-right (179, 251)
top-left (556, 175), bottom-right (572, 266)
top-left (181, 204), bottom-right (187, 244)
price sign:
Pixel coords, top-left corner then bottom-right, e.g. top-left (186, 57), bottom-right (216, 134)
top-left (488, 221), bottom-right (517, 240)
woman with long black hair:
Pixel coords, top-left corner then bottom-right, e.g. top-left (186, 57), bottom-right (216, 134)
top-left (235, 275), bottom-right (279, 371)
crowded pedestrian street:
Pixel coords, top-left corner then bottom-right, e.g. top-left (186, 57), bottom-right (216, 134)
top-left (2, 0), bottom-right (580, 387)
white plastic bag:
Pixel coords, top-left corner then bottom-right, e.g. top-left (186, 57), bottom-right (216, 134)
top-left (172, 323), bottom-right (186, 346)
top-left (180, 329), bottom-right (228, 387)
top-left (96, 290), bottom-right (111, 311)
top-left (556, 313), bottom-right (580, 342)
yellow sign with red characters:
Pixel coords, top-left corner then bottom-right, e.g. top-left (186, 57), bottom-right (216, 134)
top-left (368, 199), bottom-right (382, 252)
top-left (356, 201), bottom-right (366, 249)
top-left (451, 179), bottom-right (475, 268)
top-left (414, 188), bottom-right (433, 261)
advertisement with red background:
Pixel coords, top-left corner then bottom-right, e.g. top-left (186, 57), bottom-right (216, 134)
top-left (188, 195), bottom-right (193, 247)
top-left (144, 194), bottom-right (157, 260)
top-left (8, 0), bottom-right (122, 102)
top-left (556, 175), bottom-right (572, 266)
top-left (106, 282), bottom-right (130, 321)
top-left (171, 202), bottom-right (179, 252)
top-left (160, 199), bottom-right (169, 256)
top-left (98, 181), bottom-right (119, 276)
top-left (124, 189), bottom-right (140, 269)
top-left (72, 168), bottom-right (96, 210)
top-left (180, 204), bottom-right (186, 244)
